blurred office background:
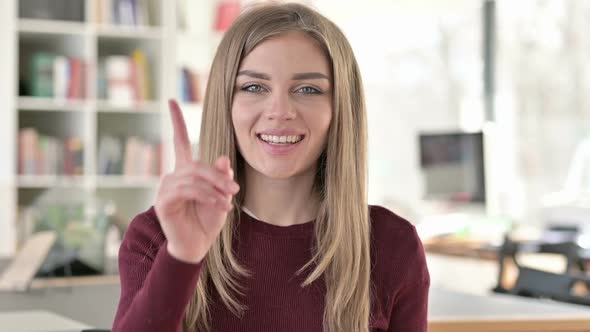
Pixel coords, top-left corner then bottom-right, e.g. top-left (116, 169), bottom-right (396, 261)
top-left (0, 0), bottom-right (590, 330)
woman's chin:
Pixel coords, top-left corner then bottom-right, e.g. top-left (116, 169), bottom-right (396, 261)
top-left (260, 168), bottom-right (299, 180)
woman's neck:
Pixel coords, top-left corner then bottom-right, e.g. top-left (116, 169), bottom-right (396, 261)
top-left (242, 164), bottom-right (319, 227)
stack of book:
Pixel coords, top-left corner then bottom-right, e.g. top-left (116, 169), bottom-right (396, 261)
top-left (179, 67), bottom-right (202, 104)
top-left (98, 135), bottom-right (161, 177)
top-left (95, 0), bottom-right (155, 26)
top-left (100, 50), bottom-right (152, 106)
top-left (18, 128), bottom-right (84, 176)
top-left (26, 53), bottom-right (86, 99)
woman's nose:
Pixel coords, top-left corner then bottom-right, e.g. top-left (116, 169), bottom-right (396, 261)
top-left (265, 92), bottom-right (296, 120)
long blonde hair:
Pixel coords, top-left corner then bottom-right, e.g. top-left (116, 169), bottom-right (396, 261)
top-left (186, 3), bottom-right (370, 331)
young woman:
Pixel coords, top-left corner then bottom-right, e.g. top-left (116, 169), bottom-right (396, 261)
top-left (112, 3), bottom-right (429, 332)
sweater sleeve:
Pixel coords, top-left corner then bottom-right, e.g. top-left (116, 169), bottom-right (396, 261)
top-left (112, 207), bottom-right (204, 332)
top-left (387, 226), bottom-right (430, 332)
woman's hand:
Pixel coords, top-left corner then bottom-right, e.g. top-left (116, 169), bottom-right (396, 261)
top-left (154, 100), bottom-right (239, 263)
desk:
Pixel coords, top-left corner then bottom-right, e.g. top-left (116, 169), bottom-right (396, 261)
top-left (0, 310), bottom-right (92, 332)
top-left (2, 283), bottom-right (589, 331)
top-left (0, 258), bottom-right (120, 328)
top-left (2, 258), bottom-right (590, 331)
top-left (429, 288), bottom-right (590, 332)
top-left (0, 283), bottom-right (120, 329)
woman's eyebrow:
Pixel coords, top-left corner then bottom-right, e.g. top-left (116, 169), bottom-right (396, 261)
top-left (237, 70), bottom-right (329, 81)
top-left (291, 72), bottom-right (330, 80)
top-left (237, 70), bottom-right (270, 80)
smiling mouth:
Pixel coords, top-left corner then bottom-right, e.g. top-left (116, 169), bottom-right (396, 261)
top-left (257, 134), bottom-right (305, 145)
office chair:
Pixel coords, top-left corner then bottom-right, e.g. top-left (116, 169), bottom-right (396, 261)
top-left (493, 235), bottom-right (590, 306)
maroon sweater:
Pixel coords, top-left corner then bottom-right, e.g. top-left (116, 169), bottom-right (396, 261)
top-left (112, 205), bottom-right (430, 332)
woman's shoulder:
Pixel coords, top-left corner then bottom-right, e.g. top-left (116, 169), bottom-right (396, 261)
top-left (368, 204), bottom-right (429, 284)
top-left (120, 205), bottom-right (167, 259)
top-left (368, 205), bottom-right (430, 330)
top-left (369, 205), bottom-right (418, 243)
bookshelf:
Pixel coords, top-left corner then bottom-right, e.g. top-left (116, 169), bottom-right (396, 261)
top-left (0, 0), bottom-right (223, 257)
top-left (18, 18), bottom-right (89, 35)
top-left (172, 0), bottom-right (219, 151)
top-left (18, 97), bottom-right (89, 112)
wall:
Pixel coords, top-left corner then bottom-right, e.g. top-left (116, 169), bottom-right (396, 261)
top-left (315, 0), bottom-right (483, 220)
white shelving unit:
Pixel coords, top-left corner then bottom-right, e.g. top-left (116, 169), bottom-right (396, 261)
top-left (18, 18), bottom-right (89, 35)
top-left (18, 96), bottom-right (90, 112)
top-left (0, 0), bottom-right (223, 257)
top-left (171, 0), bottom-right (219, 149)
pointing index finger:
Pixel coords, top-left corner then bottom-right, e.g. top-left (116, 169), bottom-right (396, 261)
top-left (168, 99), bottom-right (192, 169)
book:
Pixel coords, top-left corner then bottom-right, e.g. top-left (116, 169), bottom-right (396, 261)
top-left (53, 56), bottom-right (69, 100)
top-left (105, 56), bottom-right (134, 106)
top-left (141, 142), bottom-right (155, 176)
top-left (99, 0), bottom-right (154, 26)
top-left (114, 0), bottom-right (136, 25)
top-left (18, 128), bottom-right (83, 176)
top-left (68, 137), bottom-right (84, 175)
top-left (131, 49), bottom-right (151, 102)
top-left (46, 137), bottom-right (61, 175)
top-left (98, 135), bottom-right (123, 175)
top-left (30, 53), bottom-right (56, 98)
top-left (68, 58), bottom-right (85, 99)
top-left (96, 0), bottom-right (113, 24)
top-left (30, 54), bottom-right (85, 99)
top-left (123, 136), bottom-right (141, 176)
top-left (189, 70), bottom-right (201, 103)
top-left (98, 135), bottom-right (160, 176)
top-left (180, 68), bottom-right (191, 102)
top-left (179, 67), bottom-right (202, 103)
top-left (18, 128), bottom-right (39, 175)
top-left (104, 51), bottom-right (151, 106)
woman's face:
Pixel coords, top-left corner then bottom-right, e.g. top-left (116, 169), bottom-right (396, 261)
top-left (232, 32), bottom-right (332, 179)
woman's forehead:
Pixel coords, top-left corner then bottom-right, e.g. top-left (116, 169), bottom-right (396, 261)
top-left (238, 32), bottom-right (331, 79)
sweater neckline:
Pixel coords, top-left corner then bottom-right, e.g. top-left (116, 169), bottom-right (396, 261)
top-left (239, 209), bottom-right (315, 238)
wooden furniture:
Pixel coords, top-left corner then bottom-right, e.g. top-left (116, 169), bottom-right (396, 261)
top-left (424, 235), bottom-right (499, 261)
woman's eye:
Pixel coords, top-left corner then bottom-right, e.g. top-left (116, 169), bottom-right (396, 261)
top-left (296, 86), bottom-right (321, 94)
top-left (242, 84), bottom-right (264, 93)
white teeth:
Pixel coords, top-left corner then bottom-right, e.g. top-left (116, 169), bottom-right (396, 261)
top-left (259, 134), bottom-right (303, 144)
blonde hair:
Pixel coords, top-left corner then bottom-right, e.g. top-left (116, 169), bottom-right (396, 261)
top-left (186, 3), bottom-right (370, 331)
